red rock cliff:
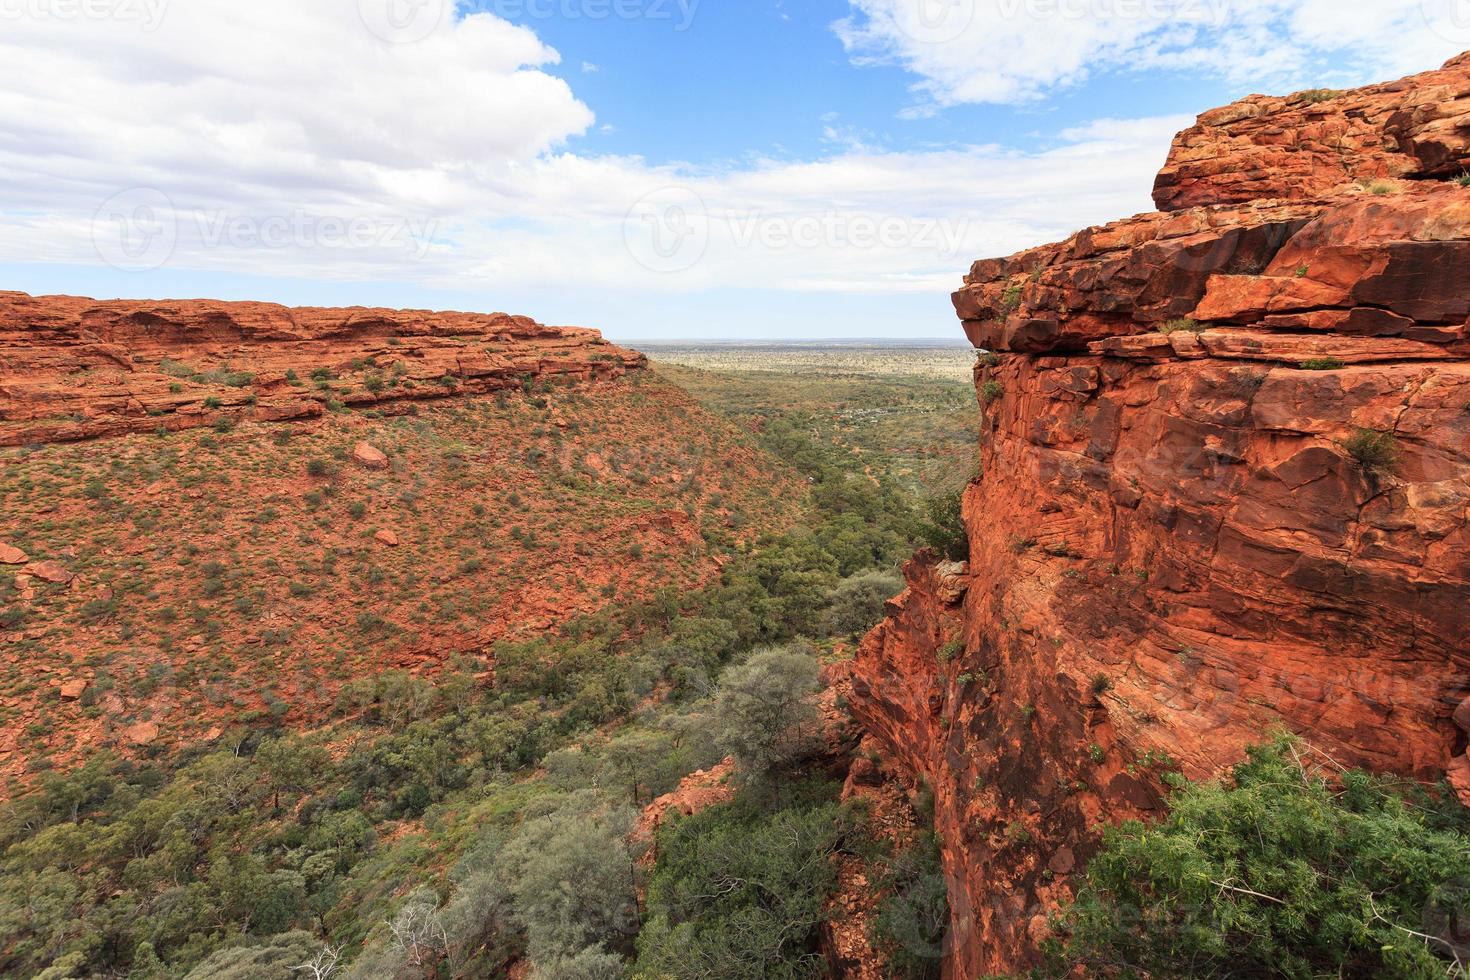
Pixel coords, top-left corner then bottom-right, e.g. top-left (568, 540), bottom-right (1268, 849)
top-left (0, 292), bottom-right (644, 446)
top-left (851, 55), bottom-right (1470, 978)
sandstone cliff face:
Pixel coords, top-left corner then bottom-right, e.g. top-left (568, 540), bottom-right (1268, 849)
top-left (0, 292), bottom-right (644, 446)
top-left (851, 55), bottom-right (1470, 978)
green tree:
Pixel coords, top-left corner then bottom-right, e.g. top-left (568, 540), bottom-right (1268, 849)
top-left (634, 789), bottom-right (848, 979)
top-left (1053, 737), bottom-right (1470, 979)
top-left (824, 570), bottom-right (903, 638)
top-left (495, 793), bottom-right (640, 966)
top-left (712, 644), bottom-right (821, 782)
top-left (916, 489), bottom-right (968, 562)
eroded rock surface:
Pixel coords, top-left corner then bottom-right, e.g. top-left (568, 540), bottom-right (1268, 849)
top-left (855, 53), bottom-right (1470, 979)
top-left (0, 292), bottom-right (644, 446)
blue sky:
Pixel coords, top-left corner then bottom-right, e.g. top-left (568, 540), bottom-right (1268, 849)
top-left (0, 0), bottom-right (1466, 340)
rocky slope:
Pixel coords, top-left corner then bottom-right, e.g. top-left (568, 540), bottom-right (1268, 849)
top-left (850, 54), bottom-right (1470, 978)
top-left (0, 293), bottom-right (804, 791)
top-left (0, 291), bottom-right (643, 446)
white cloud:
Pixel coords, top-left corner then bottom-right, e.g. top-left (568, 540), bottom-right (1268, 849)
top-left (0, 0), bottom-right (1194, 301)
top-left (833, 0), bottom-right (1469, 110)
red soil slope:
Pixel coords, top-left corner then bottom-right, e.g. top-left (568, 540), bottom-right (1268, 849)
top-left (0, 294), bottom-right (803, 792)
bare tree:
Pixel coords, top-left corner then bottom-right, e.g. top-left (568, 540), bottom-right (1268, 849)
top-left (292, 944), bottom-right (344, 980)
top-left (388, 897), bottom-right (449, 968)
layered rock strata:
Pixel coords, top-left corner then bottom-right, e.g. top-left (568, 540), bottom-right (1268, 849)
top-left (0, 292), bottom-right (644, 446)
top-left (852, 54), bottom-right (1470, 978)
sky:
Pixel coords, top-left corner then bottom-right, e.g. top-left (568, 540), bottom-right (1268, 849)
top-left (0, 1), bottom-right (1467, 341)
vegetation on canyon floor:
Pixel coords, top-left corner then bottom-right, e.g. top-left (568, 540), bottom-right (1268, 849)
top-left (3, 354), bottom-right (1466, 980)
top-left (0, 364), bottom-right (964, 979)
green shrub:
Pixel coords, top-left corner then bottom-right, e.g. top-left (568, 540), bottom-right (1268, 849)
top-left (980, 380), bottom-right (1004, 405)
top-left (1456, 172), bottom-right (1470, 188)
top-left (1300, 357), bottom-right (1345, 371)
top-left (1343, 428), bottom-right (1398, 474)
top-left (917, 490), bottom-right (968, 562)
top-left (1294, 88), bottom-right (1343, 104)
top-left (871, 832), bottom-right (948, 979)
top-left (1159, 318), bottom-right (1205, 335)
top-left (712, 644), bottom-right (820, 781)
top-left (823, 571), bottom-right (903, 638)
top-left (635, 785), bottom-right (847, 979)
top-left (1052, 737), bottom-right (1470, 979)
top-left (999, 284), bottom-right (1024, 314)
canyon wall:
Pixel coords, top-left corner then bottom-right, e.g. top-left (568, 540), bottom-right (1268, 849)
top-left (0, 291), bottom-right (643, 446)
top-left (850, 54), bottom-right (1470, 978)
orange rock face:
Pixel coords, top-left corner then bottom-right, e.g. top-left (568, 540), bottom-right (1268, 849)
top-left (855, 54), bottom-right (1470, 979)
top-left (1154, 52), bottom-right (1470, 211)
top-left (0, 292), bottom-right (645, 447)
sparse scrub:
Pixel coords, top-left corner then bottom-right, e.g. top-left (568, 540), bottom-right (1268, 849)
top-left (1159, 318), bottom-right (1205, 335)
top-left (1343, 427), bottom-right (1398, 474)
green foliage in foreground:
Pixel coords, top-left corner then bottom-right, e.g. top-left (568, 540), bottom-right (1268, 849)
top-left (1052, 737), bottom-right (1470, 979)
top-left (634, 781), bottom-right (851, 979)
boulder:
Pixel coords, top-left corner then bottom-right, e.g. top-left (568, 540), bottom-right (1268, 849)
top-left (0, 543), bottom-right (27, 565)
top-left (26, 560), bottom-right (74, 585)
top-left (59, 679), bottom-right (87, 701)
top-left (123, 721), bottom-right (159, 746)
top-left (352, 442), bottom-right (389, 470)
top-left (375, 529), bottom-right (400, 547)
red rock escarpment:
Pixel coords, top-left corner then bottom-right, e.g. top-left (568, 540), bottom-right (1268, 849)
top-left (0, 291), bottom-right (644, 446)
top-left (852, 54), bottom-right (1470, 979)
top-left (1154, 52), bottom-right (1470, 211)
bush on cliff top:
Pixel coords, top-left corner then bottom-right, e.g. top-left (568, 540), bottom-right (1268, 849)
top-left (1051, 737), bottom-right (1470, 979)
